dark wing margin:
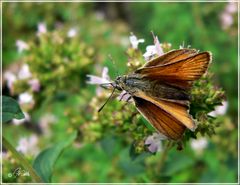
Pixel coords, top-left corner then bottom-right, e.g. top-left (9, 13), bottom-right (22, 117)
top-left (133, 96), bottom-right (186, 140)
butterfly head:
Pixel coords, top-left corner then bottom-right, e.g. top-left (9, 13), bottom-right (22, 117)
top-left (113, 75), bottom-right (127, 91)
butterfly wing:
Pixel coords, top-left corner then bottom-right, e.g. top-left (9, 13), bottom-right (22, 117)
top-left (136, 52), bottom-right (211, 89)
top-left (133, 96), bottom-right (186, 140)
top-left (129, 49), bottom-right (209, 139)
top-left (134, 91), bottom-right (195, 131)
top-left (143, 48), bottom-right (198, 67)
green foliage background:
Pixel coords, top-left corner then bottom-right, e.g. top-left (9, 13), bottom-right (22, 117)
top-left (2, 2), bottom-right (238, 183)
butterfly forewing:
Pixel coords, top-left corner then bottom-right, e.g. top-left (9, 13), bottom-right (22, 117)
top-left (143, 48), bottom-right (198, 67)
top-left (136, 51), bottom-right (211, 89)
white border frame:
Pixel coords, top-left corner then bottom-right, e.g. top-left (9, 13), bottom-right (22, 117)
top-left (1, 0), bottom-right (239, 184)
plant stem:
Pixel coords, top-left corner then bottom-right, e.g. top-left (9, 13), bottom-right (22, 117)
top-left (2, 136), bottom-right (43, 183)
top-left (157, 140), bottom-right (174, 174)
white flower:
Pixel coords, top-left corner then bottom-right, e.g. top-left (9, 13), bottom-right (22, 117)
top-left (16, 40), bottom-right (29, 53)
top-left (190, 137), bottom-right (208, 154)
top-left (18, 92), bottom-right (33, 104)
top-left (143, 35), bottom-right (164, 61)
top-left (4, 71), bottom-right (17, 90)
top-left (225, 2), bottom-right (237, 14)
top-left (87, 67), bottom-right (112, 97)
top-left (143, 45), bottom-right (157, 61)
top-left (220, 12), bottom-right (234, 30)
top-left (129, 34), bottom-right (145, 49)
top-left (16, 135), bottom-right (39, 156)
top-left (208, 101), bottom-right (228, 117)
top-left (28, 78), bottom-right (41, 92)
top-left (145, 132), bottom-right (167, 153)
top-left (18, 64), bottom-right (32, 80)
top-left (154, 35), bottom-right (164, 56)
top-left (37, 22), bottom-right (47, 35)
top-left (39, 114), bottom-right (57, 136)
top-left (67, 28), bottom-right (77, 38)
top-left (86, 67), bottom-right (111, 85)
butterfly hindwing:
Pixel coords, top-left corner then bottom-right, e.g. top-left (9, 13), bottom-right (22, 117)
top-left (133, 96), bottom-right (186, 140)
top-left (133, 91), bottom-right (196, 131)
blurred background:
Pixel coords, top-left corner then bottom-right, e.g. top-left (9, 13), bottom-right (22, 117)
top-left (2, 2), bottom-right (238, 183)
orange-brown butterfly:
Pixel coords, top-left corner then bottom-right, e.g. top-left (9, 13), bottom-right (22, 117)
top-left (100, 48), bottom-right (212, 140)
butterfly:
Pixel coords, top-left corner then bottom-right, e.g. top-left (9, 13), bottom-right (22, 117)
top-left (100, 48), bottom-right (212, 140)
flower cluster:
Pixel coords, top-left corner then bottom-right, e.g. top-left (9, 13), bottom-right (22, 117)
top-left (220, 1), bottom-right (237, 30)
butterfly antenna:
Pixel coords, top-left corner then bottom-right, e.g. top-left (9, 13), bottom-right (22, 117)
top-left (98, 87), bottom-right (116, 112)
top-left (108, 54), bottom-right (120, 77)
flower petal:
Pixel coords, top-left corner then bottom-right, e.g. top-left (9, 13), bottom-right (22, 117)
top-left (117, 90), bottom-right (132, 102)
top-left (86, 75), bottom-right (110, 85)
top-left (129, 34), bottom-right (144, 49)
top-left (154, 36), bottom-right (164, 56)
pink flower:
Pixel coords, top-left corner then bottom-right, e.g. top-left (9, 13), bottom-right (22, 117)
top-left (67, 28), bottom-right (77, 38)
top-left (129, 33), bottom-right (145, 49)
top-left (87, 67), bottom-right (111, 85)
top-left (208, 101), bottom-right (228, 117)
top-left (190, 137), bottom-right (208, 154)
top-left (4, 72), bottom-right (17, 92)
top-left (16, 40), bottom-right (29, 53)
top-left (39, 114), bottom-right (57, 136)
top-left (225, 2), bottom-right (237, 14)
top-left (18, 64), bottom-right (32, 80)
top-left (220, 2), bottom-right (237, 30)
top-left (87, 67), bottom-right (112, 97)
top-left (143, 35), bottom-right (164, 61)
top-left (220, 12), bottom-right (234, 30)
top-left (18, 92), bottom-right (33, 105)
top-left (145, 133), bottom-right (167, 153)
top-left (16, 134), bottom-right (39, 156)
top-left (28, 78), bottom-right (41, 92)
top-left (37, 22), bottom-right (47, 35)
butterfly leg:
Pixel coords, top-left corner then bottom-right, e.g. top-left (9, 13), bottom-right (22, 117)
top-left (119, 92), bottom-right (131, 101)
top-left (126, 96), bottom-right (132, 102)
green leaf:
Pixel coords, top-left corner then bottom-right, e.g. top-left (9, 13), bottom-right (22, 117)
top-left (118, 147), bottom-right (150, 176)
top-left (100, 136), bottom-right (118, 158)
top-left (163, 150), bottom-right (195, 176)
top-left (32, 131), bottom-right (77, 183)
top-left (2, 95), bottom-right (25, 123)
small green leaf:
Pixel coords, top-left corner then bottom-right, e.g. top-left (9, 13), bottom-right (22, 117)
top-left (118, 147), bottom-right (150, 176)
top-left (2, 95), bottom-right (25, 123)
top-left (100, 136), bottom-right (117, 158)
top-left (33, 131), bottom-right (77, 183)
